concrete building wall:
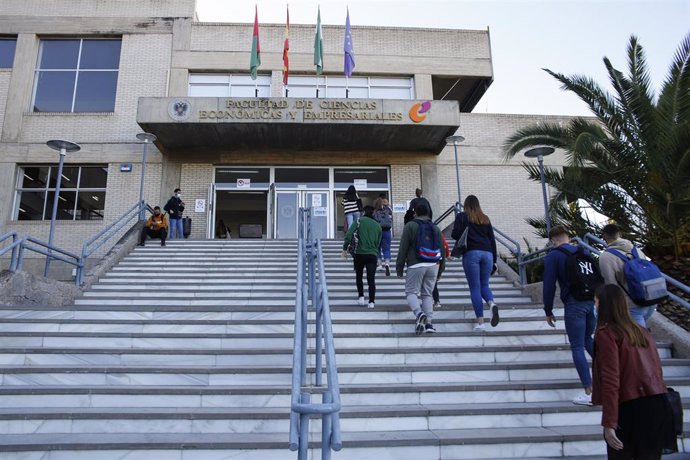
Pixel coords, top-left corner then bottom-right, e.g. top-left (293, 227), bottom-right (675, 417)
top-left (183, 23), bottom-right (492, 77)
top-left (0, 72), bottom-right (9, 136)
top-left (0, 0), bottom-right (196, 18)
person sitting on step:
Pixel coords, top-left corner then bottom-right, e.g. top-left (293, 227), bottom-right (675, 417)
top-left (139, 206), bottom-right (168, 247)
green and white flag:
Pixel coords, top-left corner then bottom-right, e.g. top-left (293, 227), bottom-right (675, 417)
top-left (313, 6), bottom-right (323, 75)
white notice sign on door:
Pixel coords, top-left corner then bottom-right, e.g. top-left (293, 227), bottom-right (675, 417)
top-left (237, 178), bottom-right (251, 188)
top-left (311, 194), bottom-right (322, 207)
top-left (353, 179), bottom-right (367, 190)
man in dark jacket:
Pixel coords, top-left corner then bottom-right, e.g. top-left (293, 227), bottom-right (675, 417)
top-left (396, 204), bottom-right (445, 335)
top-left (408, 188), bottom-right (433, 220)
top-left (543, 225), bottom-right (595, 406)
top-left (164, 188), bottom-right (185, 239)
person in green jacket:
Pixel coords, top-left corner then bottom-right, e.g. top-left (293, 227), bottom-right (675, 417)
top-left (342, 205), bottom-right (382, 309)
top-left (396, 203), bottom-right (446, 334)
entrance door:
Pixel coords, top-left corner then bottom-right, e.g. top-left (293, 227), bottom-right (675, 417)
top-left (275, 190), bottom-right (330, 239)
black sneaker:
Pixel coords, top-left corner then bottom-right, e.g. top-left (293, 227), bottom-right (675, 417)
top-left (424, 323), bottom-right (437, 333)
top-left (490, 304), bottom-right (500, 327)
top-left (415, 312), bottom-right (427, 336)
top-left (384, 265), bottom-right (391, 277)
top-left (161, 241), bottom-right (166, 247)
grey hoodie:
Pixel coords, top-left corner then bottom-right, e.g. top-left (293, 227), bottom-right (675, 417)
top-left (598, 238), bottom-right (649, 307)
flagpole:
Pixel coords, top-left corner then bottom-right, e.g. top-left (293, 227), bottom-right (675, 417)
top-left (345, 76), bottom-right (349, 99)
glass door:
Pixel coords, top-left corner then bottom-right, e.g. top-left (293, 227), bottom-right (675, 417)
top-left (274, 190), bottom-right (330, 239)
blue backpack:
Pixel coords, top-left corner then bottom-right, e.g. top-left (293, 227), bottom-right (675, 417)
top-left (606, 247), bottom-right (668, 306)
top-left (413, 219), bottom-right (442, 262)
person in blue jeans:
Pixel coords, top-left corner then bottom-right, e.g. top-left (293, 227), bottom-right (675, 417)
top-left (164, 188), bottom-right (186, 239)
top-left (342, 185), bottom-right (362, 232)
top-left (543, 225), bottom-right (595, 406)
top-left (373, 193), bottom-right (393, 276)
top-left (451, 195), bottom-right (499, 331)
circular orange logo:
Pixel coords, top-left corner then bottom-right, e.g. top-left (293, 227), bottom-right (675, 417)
top-left (409, 101), bottom-right (431, 123)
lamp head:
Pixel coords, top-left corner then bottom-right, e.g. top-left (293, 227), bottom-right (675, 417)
top-left (445, 135), bottom-right (465, 146)
top-left (136, 132), bottom-right (157, 143)
top-left (524, 147), bottom-right (555, 158)
top-left (46, 140), bottom-right (81, 154)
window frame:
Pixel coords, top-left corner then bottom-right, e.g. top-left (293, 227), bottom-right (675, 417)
top-left (31, 37), bottom-right (122, 113)
top-left (188, 73), bottom-right (272, 98)
top-left (13, 164), bottom-right (108, 221)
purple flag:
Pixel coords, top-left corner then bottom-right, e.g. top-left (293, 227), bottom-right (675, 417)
top-left (344, 8), bottom-right (355, 77)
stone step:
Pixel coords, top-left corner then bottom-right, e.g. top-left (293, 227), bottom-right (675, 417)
top-left (0, 328), bottom-right (580, 349)
top-left (2, 360), bottom-right (689, 386)
top-left (0, 318), bottom-right (647, 335)
top-left (71, 296), bottom-right (533, 306)
top-left (0, 400), bottom-right (688, 435)
top-left (1, 379), bottom-right (688, 408)
top-left (0, 306), bottom-right (563, 320)
top-left (0, 343), bottom-right (674, 366)
top-left (0, 425), bottom-right (687, 459)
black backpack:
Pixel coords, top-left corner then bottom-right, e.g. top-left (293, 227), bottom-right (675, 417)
top-left (556, 246), bottom-right (604, 301)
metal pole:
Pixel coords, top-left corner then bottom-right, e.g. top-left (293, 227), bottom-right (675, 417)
top-left (138, 141), bottom-right (148, 220)
top-left (445, 135), bottom-right (465, 208)
top-left (538, 155), bottom-right (552, 236)
top-left (136, 133), bottom-right (157, 221)
top-left (44, 149), bottom-right (66, 276)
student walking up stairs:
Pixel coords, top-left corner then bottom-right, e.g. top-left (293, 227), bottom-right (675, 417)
top-left (0, 239), bottom-right (687, 459)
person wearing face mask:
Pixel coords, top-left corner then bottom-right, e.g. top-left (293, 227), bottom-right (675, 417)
top-left (164, 188), bottom-right (186, 239)
top-left (138, 206), bottom-right (168, 246)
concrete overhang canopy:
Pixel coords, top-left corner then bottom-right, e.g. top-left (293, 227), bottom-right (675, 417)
top-left (137, 97), bottom-right (460, 154)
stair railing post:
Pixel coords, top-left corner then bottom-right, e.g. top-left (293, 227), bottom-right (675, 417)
top-left (321, 391), bottom-right (333, 460)
top-left (299, 392), bottom-right (310, 460)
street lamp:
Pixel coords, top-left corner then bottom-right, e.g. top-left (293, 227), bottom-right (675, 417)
top-left (445, 135), bottom-right (465, 208)
top-left (44, 139), bottom-right (81, 277)
top-left (524, 146), bottom-right (556, 237)
top-left (136, 132), bottom-right (157, 220)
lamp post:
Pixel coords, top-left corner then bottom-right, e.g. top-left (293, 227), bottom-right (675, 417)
top-left (445, 135), bottom-right (465, 207)
top-left (524, 146), bottom-right (556, 237)
top-left (136, 132), bottom-right (157, 220)
top-left (44, 140), bottom-right (81, 277)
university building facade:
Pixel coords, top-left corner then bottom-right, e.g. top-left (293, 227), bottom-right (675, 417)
top-left (0, 0), bottom-right (572, 273)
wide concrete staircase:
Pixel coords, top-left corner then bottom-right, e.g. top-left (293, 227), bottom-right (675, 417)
top-left (0, 239), bottom-right (687, 459)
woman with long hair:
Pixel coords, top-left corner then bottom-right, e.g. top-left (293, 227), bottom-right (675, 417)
top-left (342, 185), bottom-right (362, 231)
top-left (451, 195), bottom-right (498, 330)
top-left (592, 284), bottom-right (676, 459)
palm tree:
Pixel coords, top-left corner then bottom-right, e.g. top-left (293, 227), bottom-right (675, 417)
top-left (503, 34), bottom-right (690, 258)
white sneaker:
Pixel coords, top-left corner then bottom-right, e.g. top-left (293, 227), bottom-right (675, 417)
top-left (367, 302), bottom-right (375, 309)
top-left (572, 393), bottom-right (592, 406)
top-left (433, 301), bottom-right (442, 309)
top-left (473, 323), bottom-right (486, 331)
top-left (358, 297), bottom-right (366, 306)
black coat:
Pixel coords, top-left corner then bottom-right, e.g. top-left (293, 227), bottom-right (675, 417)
top-left (164, 196), bottom-right (185, 219)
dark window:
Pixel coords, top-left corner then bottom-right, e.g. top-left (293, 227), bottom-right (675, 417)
top-left (32, 38), bottom-right (121, 113)
top-left (275, 168), bottom-right (329, 189)
top-left (214, 168), bottom-right (271, 189)
top-left (0, 37), bottom-right (17, 68)
top-left (15, 165), bottom-right (108, 221)
top-left (334, 168), bottom-right (389, 189)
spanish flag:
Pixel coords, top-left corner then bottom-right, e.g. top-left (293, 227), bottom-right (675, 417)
top-left (283, 6), bottom-right (290, 85)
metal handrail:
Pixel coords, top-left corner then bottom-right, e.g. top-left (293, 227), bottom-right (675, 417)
top-left (76, 200), bottom-right (147, 285)
top-left (16, 236), bottom-right (83, 273)
top-left (289, 207), bottom-right (342, 459)
top-left (0, 232), bottom-right (21, 271)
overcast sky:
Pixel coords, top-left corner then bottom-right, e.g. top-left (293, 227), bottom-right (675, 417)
top-left (195, 0), bottom-right (689, 116)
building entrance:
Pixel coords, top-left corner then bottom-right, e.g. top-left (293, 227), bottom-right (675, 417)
top-left (275, 190), bottom-right (329, 239)
top-left (210, 166), bottom-right (390, 240)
